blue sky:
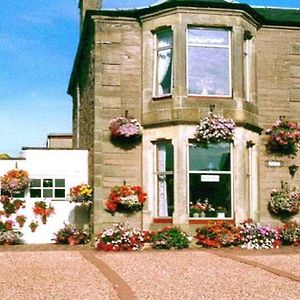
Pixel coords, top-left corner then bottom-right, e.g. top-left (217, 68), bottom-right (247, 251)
top-left (0, 0), bottom-right (299, 156)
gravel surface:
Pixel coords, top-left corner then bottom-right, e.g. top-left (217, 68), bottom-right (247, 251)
top-left (241, 254), bottom-right (300, 277)
top-left (99, 250), bottom-right (300, 300)
top-left (0, 251), bottom-right (118, 300)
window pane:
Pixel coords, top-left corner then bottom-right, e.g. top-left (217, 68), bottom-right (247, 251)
top-left (188, 28), bottom-right (228, 46)
top-left (158, 174), bottom-right (174, 217)
top-left (55, 189), bottom-right (65, 198)
top-left (189, 143), bottom-right (230, 171)
top-left (43, 189), bottom-right (53, 198)
top-left (188, 47), bottom-right (229, 95)
top-left (30, 179), bottom-right (41, 188)
top-left (157, 143), bottom-right (174, 172)
top-left (55, 179), bottom-right (65, 187)
top-left (189, 173), bottom-right (231, 217)
top-left (30, 189), bottom-right (41, 198)
top-left (43, 179), bottom-right (53, 187)
top-left (157, 30), bottom-right (173, 48)
top-left (157, 48), bottom-right (172, 95)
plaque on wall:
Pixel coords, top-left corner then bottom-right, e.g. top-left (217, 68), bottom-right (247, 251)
top-left (266, 160), bottom-right (283, 168)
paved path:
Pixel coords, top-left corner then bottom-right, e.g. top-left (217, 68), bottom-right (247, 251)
top-left (1, 245), bottom-right (300, 299)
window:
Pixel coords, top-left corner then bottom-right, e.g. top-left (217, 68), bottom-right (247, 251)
top-left (30, 178), bottom-right (66, 199)
top-left (188, 28), bottom-right (231, 96)
top-left (188, 143), bottom-right (232, 218)
top-left (155, 142), bottom-right (174, 217)
top-left (154, 29), bottom-right (173, 96)
top-left (243, 32), bottom-right (252, 101)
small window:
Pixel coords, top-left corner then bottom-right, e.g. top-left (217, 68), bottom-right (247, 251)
top-left (154, 29), bottom-right (173, 97)
top-left (189, 143), bottom-right (232, 218)
top-left (188, 28), bottom-right (231, 96)
top-left (156, 142), bottom-right (174, 217)
top-left (30, 178), bottom-right (66, 199)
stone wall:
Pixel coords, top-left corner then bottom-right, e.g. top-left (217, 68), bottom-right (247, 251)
top-left (256, 27), bottom-right (300, 224)
top-left (92, 17), bottom-right (142, 231)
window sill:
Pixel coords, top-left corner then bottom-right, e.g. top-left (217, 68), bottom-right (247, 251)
top-left (189, 218), bottom-right (234, 225)
top-left (153, 218), bottom-right (173, 224)
top-left (152, 94), bottom-right (172, 101)
top-left (187, 95), bottom-right (232, 100)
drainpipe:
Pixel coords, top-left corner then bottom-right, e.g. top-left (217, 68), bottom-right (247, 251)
top-left (76, 85), bottom-right (80, 149)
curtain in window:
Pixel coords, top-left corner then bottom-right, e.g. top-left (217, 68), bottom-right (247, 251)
top-left (158, 49), bottom-right (172, 95)
top-left (158, 144), bottom-right (168, 216)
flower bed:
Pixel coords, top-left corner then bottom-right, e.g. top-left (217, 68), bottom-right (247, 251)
top-left (95, 223), bottom-right (149, 251)
top-left (266, 119), bottom-right (300, 157)
top-left (240, 220), bottom-right (282, 249)
top-left (105, 184), bottom-right (147, 215)
top-left (69, 184), bottom-right (93, 205)
top-left (194, 112), bottom-right (235, 145)
top-left (195, 221), bottom-right (241, 248)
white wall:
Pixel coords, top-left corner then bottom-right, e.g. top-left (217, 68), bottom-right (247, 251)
top-left (0, 149), bottom-right (89, 244)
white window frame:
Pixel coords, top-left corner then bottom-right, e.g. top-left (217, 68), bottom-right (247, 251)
top-left (29, 178), bottom-right (66, 200)
top-left (153, 29), bottom-right (173, 97)
top-left (186, 27), bottom-right (232, 98)
top-left (187, 142), bottom-right (234, 219)
top-left (153, 141), bottom-right (174, 217)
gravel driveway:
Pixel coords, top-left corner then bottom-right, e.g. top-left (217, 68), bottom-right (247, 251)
top-left (0, 245), bottom-right (299, 299)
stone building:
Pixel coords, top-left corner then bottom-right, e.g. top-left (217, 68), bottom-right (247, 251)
top-left (68, 0), bottom-right (300, 231)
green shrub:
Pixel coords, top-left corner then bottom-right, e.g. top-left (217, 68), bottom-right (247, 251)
top-left (151, 226), bottom-right (191, 250)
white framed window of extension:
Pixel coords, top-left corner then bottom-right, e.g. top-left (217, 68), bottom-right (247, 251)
top-left (155, 142), bottom-right (174, 217)
top-left (188, 142), bottom-right (233, 219)
top-left (30, 178), bottom-right (66, 199)
top-left (187, 27), bottom-right (231, 97)
top-left (154, 29), bottom-right (173, 97)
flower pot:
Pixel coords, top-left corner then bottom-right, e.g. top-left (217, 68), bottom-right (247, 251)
top-left (30, 226), bottom-right (37, 233)
top-left (217, 212), bottom-right (225, 219)
top-left (193, 213), bottom-right (200, 218)
top-left (41, 216), bottom-right (47, 224)
top-left (200, 211), bottom-right (206, 218)
top-left (17, 221), bottom-right (25, 228)
top-left (68, 237), bottom-right (79, 246)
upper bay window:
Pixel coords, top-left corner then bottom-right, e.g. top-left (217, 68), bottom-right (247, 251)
top-left (188, 27), bottom-right (231, 97)
top-left (154, 29), bottom-right (173, 97)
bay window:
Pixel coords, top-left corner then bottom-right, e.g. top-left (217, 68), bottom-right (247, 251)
top-left (189, 143), bottom-right (232, 218)
top-left (155, 142), bottom-right (174, 217)
top-left (187, 27), bottom-right (231, 96)
top-left (154, 29), bottom-right (173, 97)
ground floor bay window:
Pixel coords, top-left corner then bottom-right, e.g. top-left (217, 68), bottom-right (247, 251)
top-left (189, 142), bottom-right (232, 219)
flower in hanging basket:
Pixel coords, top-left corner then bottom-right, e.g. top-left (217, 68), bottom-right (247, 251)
top-left (268, 184), bottom-right (300, 220)
top-left (69, 184), bottom-right (93, 205)
top-left (266, 119), bottom-right (300, 157)
top-left (0, 169), bottom-right (30, 194)
top-left (194, 112), bottom-right (235, 145)
top-left (109, 116), bottom-right (143, 142)
top-left (105, 184), bottom-right (147, 215)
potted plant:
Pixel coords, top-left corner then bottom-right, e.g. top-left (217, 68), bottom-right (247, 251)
top-left (194, 112), bottom-right (235, 146)
top-left (268, 182), bottom-right (300, 221)
top-left (105, 183), bottom-right (147, 215)
top-left (108, 113), bottom-right (143, 149)
top-left (69, 184), bottom-right (93, 205)
top-left (53, 223), bottom-right (90, 245)
top-left (216, 207), bottom-right (227, 219)
top-left (190, 201), bottom-right (207, 217)
top-left (29, 221), bottom-right (38, 232)
top-left (266, 119), bottom-right (300, 157)
top-left (0, 169), bottom-right (30, 195)
top-left (15, 215), bottom-right (27, 228)
top-left (33, 201), bottom-right (55, 224)
top-left (13, 199), bottom-right (25, 210)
